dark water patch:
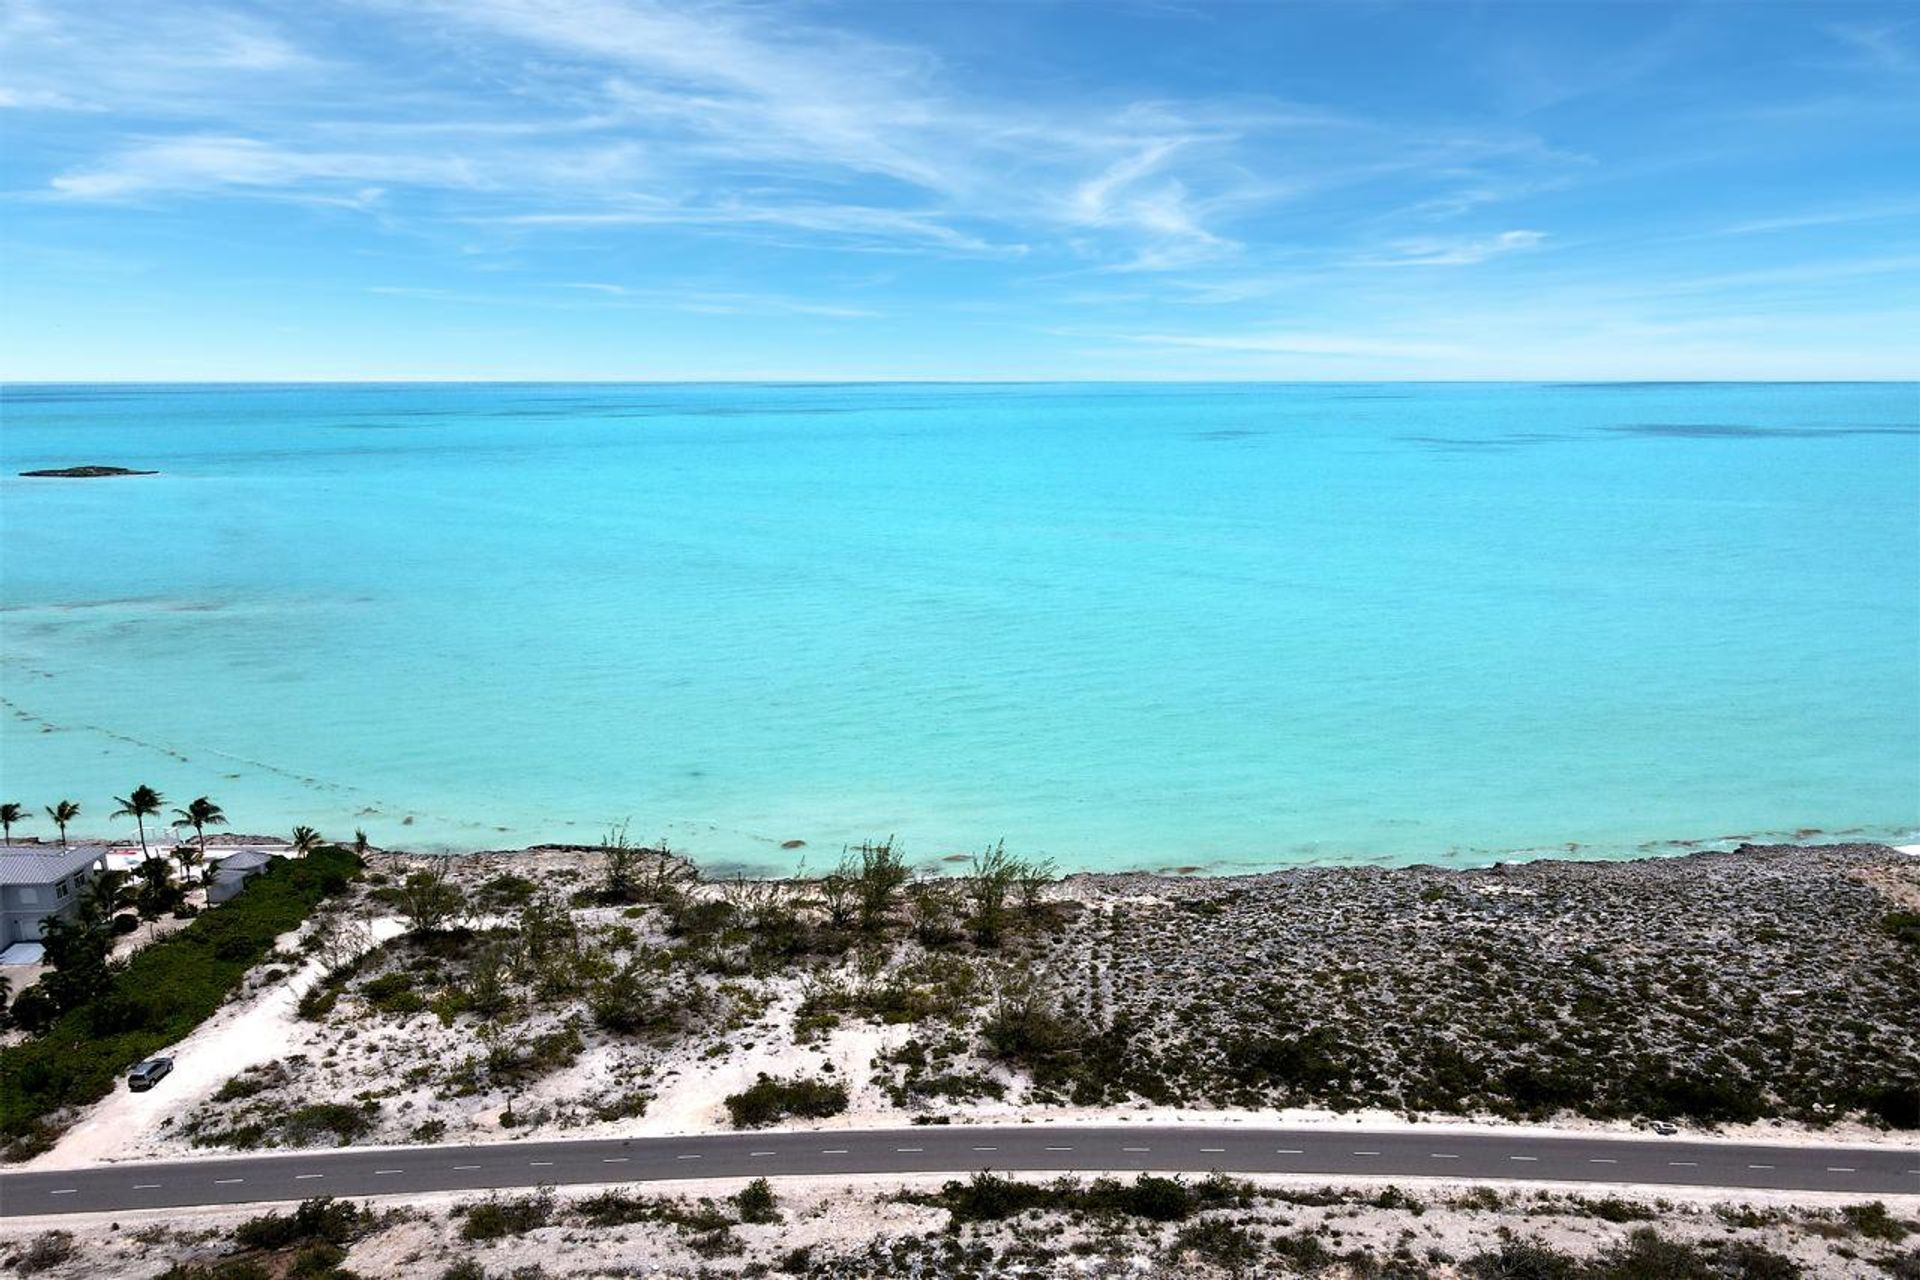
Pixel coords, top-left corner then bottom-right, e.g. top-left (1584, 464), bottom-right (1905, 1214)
top-left (1545, 381), bottom-right (1871, 390)
top-left (1397, 435), bottom-right (1517, 451)
top-left (1608, 423), bottom-right (1920, 439)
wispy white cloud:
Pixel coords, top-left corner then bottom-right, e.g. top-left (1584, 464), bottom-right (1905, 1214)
top-left (1118, 330), bottom-right (1467, 361)
top-left (1826, 20), bottom-right (1916, 73)
top-left (1356, 229), bottom-right (1547, 267)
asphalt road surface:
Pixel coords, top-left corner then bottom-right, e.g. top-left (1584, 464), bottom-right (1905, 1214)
top-left (4, 1126), bottom-right (1916, 1216)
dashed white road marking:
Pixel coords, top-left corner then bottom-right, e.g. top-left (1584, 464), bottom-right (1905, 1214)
top-left (1199, 1148), bottom-right (1225, 1154)
top-left (676, 1155), bottom-right (701, 1161)
top-left (822, 1149), bottom-right (849, 1155)
top-left (1827, 1167), bottom-right (1856, 1173)
top-left (215, 1179), bottom-right (244, 1185)
top-left (295, 1173), bottom-right (325, 1180)
top-left (1429, 1154), bottom-right (1459, 1160)
top-left (1589, 1158), bottom-right (1618, 1165)
top-left (601, 1158), bottom-right (628, 1164)
top-left (1122, 1147), bottom-right (1151, 1153)
top-left (529, 1161), bottom-right (554, 1167)
top-left (1275, 1148), bottom-right (1303, 1155)
top-left (1044, 1146), bottom-right (1074, 1152)
top-left (134, 1183), bottom-right (161, 1190)
top-left (896, 1147), bottom-right (923, 1153)
top-left (750, 1151), bottom-right (776, 1157)
top-left (1509, 1156), bottom-right (1538, 1162)
top-left (1747, 1164), bottom-right (1774, 1170)
top-left (49, 1189), bottom-right (76, 1196)
top-left (1668, 1162), bottom-right (1698, 1168)
top-left (1353, 1151), bottom-right (1381, 1157)
top-left (453, 1165), bottom-right (480, 1171)
top-left (972, 1146), bottom-right (998, 1152)
top-left (375, 1170), bottom-right (403, 1175)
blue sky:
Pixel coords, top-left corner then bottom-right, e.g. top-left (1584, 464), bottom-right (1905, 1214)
top-left (2, 0), bottom-right (1917, 380)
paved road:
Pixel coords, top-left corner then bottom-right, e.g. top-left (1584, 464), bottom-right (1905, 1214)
top-left (3, 1126), bottom-right (1916, 1216)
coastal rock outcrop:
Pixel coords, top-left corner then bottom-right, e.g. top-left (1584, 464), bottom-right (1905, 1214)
top-left (19, 465), bottom-right (159, 478)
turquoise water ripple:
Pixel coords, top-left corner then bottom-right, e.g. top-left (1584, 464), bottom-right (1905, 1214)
top-left (1, 382), bottom-right (1915, 872)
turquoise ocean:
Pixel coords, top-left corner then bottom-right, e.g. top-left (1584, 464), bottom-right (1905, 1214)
top-left (1, 382), bottom-right (1915, 874)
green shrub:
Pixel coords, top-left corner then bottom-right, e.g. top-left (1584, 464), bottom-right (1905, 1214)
top-left (1465, 1240), bottom-right (1580, 1279)
top-left (723, 1073), bottom-right (848, 1128)
top-left (0, 849), bottom-right (361, 1139)
top-left (281, 1101), bottom-right (379, 1147)
top-left (734, 1177), bottom-right (780, 1224)
top-left (1170, 1219), bottom-right (1259, 1270)
top-left (1843, 1201), bottom-right (1912, 1243)
top-left (459, 1191), bottom-right (553, 1241)
top-left (234, 1197), bottom-right (368, 1249)
top-left (9, 1230), bottom-right (76, 1275)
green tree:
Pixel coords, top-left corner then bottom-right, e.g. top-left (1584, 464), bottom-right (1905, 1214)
top-left (40, 873), bottom-right (126, 1011)
top-left (170, 843), bottom-right (205, 886)
top-left (44, 800), bottom-right (80, 847)
top-left (171, 795), bottom-right (227, 855)
top-left (853, 837), bottom-right (909, 933)
top-left (291, 825), bottom-right (323, 857)
top-left (0, 802), bottom-right (25, 844)
top-left (112, 785), bottom-right (166, 859)
top-left (382, 865), bottom-right (466, 935)
top-left (967, 840), bottom-right (1018, 946)
top-left (132, 857), bottom-right (181, 932)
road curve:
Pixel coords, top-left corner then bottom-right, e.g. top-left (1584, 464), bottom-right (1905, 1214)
top-left (3, 1126), bottom-right (1916, 1217)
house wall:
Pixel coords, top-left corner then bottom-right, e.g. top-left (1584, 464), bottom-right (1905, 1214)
top-left (0, 875), bottom-right (87, 943)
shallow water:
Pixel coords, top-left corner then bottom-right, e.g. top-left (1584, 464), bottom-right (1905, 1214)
top-left (1, 382), bottom-right (1915, 873)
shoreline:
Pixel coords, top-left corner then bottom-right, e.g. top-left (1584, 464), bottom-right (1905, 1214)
top-left (4, 826), bottom-right (1915, 882)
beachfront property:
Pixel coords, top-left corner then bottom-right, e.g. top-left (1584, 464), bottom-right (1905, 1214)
top-left (0, 842), bottom-right (105, 946)
top-left (206, 850), bottom-right (275, 905)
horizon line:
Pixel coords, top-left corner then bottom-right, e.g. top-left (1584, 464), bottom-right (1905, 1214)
top-left (5, 377), bottom-right (1917, 387)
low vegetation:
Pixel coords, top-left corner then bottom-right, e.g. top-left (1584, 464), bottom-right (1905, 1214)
top-left (0, 847), bottom-right (361, 1157)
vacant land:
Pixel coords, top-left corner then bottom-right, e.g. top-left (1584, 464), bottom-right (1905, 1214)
top-left (12, 839), bottom-right (1909, 1170)
top-left (3, 1178), bottom-right (1917, 1278)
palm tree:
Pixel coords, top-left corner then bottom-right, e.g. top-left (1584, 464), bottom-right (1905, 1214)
top-left (171, 844), bottom-right (205, 887)
top-left (290, 825), bottom-right (322, 857)
top-left (45, 800), bottom-right (80, 847)
top-left (171, 796), bottom-right (227, 855)
top-left (112, 785), bottom-right (166, 859)
top-left (0, 803), bottom-right (23, 844)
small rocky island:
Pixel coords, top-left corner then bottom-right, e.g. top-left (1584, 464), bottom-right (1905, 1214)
top-left (18, 464), bottom-right (158, 478)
